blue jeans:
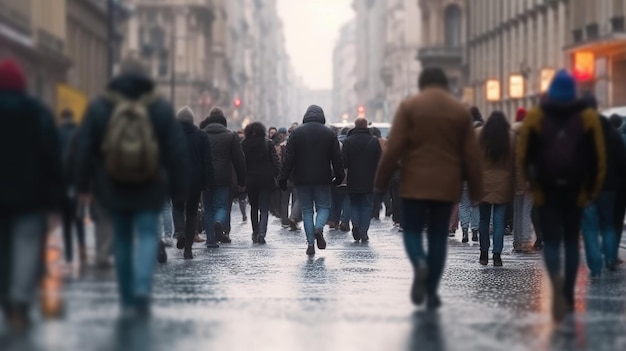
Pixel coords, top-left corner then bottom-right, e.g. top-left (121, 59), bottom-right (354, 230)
top-left (582, 192), bottom-right (618, 274)
top-left (479, 203), bottom-right (506, 254)
top-left (297, 185), bottom-right (331, 245)
top-left (402, 199), bottom-right (453, 296)
top-left (459, 189), bottom-right (479, 231)
top-left (111, 209), bottom-right (160, 307)
top-left (350, 193), bottom-right (374, 234)
top-left (158, 200), bottom-right (173, 239)
top-left (203, 186), bottom-right (231, 245)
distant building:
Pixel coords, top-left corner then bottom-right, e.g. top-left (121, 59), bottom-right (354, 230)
top-left (332, 20), bottom-right (357, 121)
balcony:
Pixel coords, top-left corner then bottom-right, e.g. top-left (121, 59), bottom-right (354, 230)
top-left (417, 46), bottom-right (463, 67)
top-left (0, 0), bottom-right (32, 35)
top-left (36, 28), bottom-right (64, 55)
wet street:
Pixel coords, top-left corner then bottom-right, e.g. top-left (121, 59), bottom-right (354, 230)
top-left (2, 209), bottom-right (626, 351)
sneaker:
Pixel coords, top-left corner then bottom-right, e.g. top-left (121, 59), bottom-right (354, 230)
top-left (214, 222), bottom-right (229, 243)
top-left (289, 219), bottom-right (300, 231)
top-left (242, 215), bottom-right (248, 223)
top-left (352, 227), bottom-right (361, 241)
top-left (361, 232), bottom-right (369, 242)
top-left (183, 248), bottom-right (193, 260)
top-left (306, 245), bottom-right (315, 256)
top-left (493, 253), bottom-right (503, 267)
top-left (193, 233), bottom-right (205, 243)
top-left (426, 295), bottom-right (442, 310)
top-left (176, 236), bottom-right (185, 250)
top-left (314, 228), bottom-right (327, 249)
top-left (206, 243), bottom-right (220, 249)
top-left (479, 251), bottom-right (488, 266)
top-left (258, 235), bottom-right (266, 245)
top-left (327, 220), bottom-right (338, 229)
top-left (462, 228), bottom-right (469, 243)
top-left (410, 261), bottom-right (428, 305)
top-left (163, 237), bottom-right (174, 248)
top-left (471, 230), bottom-right (478, 242)
top-left (157, 240), bottom-right (167, 264)
top-left (252, 233), bottom-right (258, 244)
top-left (220, 233), bottom-right (232, 244)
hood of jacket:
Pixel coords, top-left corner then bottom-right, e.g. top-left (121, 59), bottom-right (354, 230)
top-left (541, 98), bottom-right (588, 122)
top-left (204, 122), bottom-right (228, 134)
top-left (302, 105), bottom-right (326, 124)
top-left (347, 127), bottom-right (370, 137)
top-left (181, 121), bottom-right (199, 135)
top-left (107, 73), bottom-right (155, 100)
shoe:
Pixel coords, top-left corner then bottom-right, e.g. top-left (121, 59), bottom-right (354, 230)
top-left (448, 229), bottom-right (456, 237)
top-left (339, 222), bottom-right (350, 232)
top-left (361, 232), bottom-right (369, 242)
top-left (471, 230), bottom-right (478, 242)
top-left (242, 215), bottom-right (248, 223)
top-left (206, 243), bottom-right (220, 249)
top-left (157, 240), bottom-right (167, 264)
top-left (289, 219), bottom-right (299, 231)
top-left (176, 236), bottom-right (185, 249)
top-left (183, 248), bottom-right (193, 259)
top-left (193, 233), bottom-right (205, 243)
top-left (306, 245), bottom-right (315, 255)
top-left (281, 223), bottom-right (290, 228)
top-left (258, 235), bottom-right (266, 245)
top-left (163, 237), bottom-right (174, 248)
top-left (410, 261), bottom-right (428, 305)
top-left (314, 228), bottom-right (327, 249)
top-left (462, 228), bottom-right (469, 243)
top-left (426, 295), bottom-right (442, 310)
top-left (252, 233), bottom-right (258, 244)
top-left (220, 233), bottom-right (232, 243)
top-left (214, 222), bottom-right (228, 243)
top-left (479, 251), bottom-right (488, 266)
top-left (551, 276), bottom-right (567, 321)
top-left (607, 261), bottom-right (619, 272)
top-left (327, 220), bottom-right (338, 229)
top-left (534, 239), bottom-right (544, 250)
top-left (493, 253), bottom-right (503, 267)
top-left (352, 227), bottom-right (361, 241)
top-left (504, 225), bottom-right (513, 236)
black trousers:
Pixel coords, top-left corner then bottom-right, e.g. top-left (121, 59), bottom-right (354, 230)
top-left (614, 191), bottom-right (626, 247)
top-left (173, 190), bottom-right (201, 250)
top-left (62, 196), bottom-right (85, 262)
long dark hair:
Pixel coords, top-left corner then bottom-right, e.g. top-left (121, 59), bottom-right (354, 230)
top-left (244, 121), bottom-right (266, 139)
top-left (479, 111), bottom-right (511, 165)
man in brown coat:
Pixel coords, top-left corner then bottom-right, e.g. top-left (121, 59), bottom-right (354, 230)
top-left (375, 68), bottom-right (483, 309)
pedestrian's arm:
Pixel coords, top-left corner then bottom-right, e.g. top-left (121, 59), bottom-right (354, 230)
top-left (160, 101), bottom-right (189, 203)
top-left (279, 135), bottom-right (296, 182)
top-left (231, 133), bottom-right (247, 187)
top-left (331, 137), bottom-right (345, 183)
top-left (375, 102), bottom-right (407, 191)
top-left (269, 141), bottom-right (281, 179)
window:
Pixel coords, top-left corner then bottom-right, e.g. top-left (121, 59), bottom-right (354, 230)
top-left (444, 4), bottom-right (462, 47)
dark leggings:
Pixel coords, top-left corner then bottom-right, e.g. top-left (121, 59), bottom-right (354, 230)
top-left (248, 184), bottom-right (271, 236)
top-left (62, 196), bottom-right (85, 262)
top-left (172, 191), bottom-right (201, 250)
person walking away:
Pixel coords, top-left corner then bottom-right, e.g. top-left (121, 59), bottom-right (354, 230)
top-left (76, 59), bottom-right (188, 317)
top-left (236, 130), bottom-right (248, 223)
top-left (371, 127), bottom-right (392, 219)
top-left (279, 105), bottom-right (344, 255)
top-left (458, 108), bottom-right (484, 242)
top-left (0, 58), bottom-right (64, 330)
top-left (476, 111), bottom-right (515, 266)
top-left (202, 108), bottom-right (247, 246)
top-left (343, 118), bottom-right (381, 242)
top-left (580, 94), bottom-right (626, 275)
top-left (518, 69), bottom-right (606, 321)
top-left (375, 68), bottom-right (483, 309)
top-left (172, 107), bottom-right (213, 259)
top-left (511, 107), bottom-right (536, 253)
top-left (609, 113), bottom-right (626, 264)
top-left (242, 122), bottom-right (280, 244)
top-left (57, 109), bottom-right (87, 263)
top-left (279, 126), bottom-right (302, 231)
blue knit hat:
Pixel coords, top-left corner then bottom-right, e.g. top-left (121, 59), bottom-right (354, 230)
top-left (548, 69), bottom-right (577, 102)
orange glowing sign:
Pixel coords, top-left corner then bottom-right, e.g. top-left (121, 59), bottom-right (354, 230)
top-left (486, 79), bottom-right (501, 102)
top-left (540, 69), bottom-right (555, 93)
top-left (509, 75), bottom-right (525, 99)
top-left (574, 52), bottom-right (595, 81)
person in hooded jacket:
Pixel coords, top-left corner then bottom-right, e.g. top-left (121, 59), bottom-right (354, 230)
top-left (76, 58), bottom-right (188, 317)
top-left (172, 106), bottom-right (213, 259)
top-left (0, 58), bottom-right (64, 330)
top-left (242, 122), bottom-right (280, 244)
top-left (57, 109), bottom-right (87, 263)
top-left (279, 105), bottom-right (344, 255)
top-left (202, 107), bottom-right (247, 246)
top-left (342, 118), bottom-right (381, 242)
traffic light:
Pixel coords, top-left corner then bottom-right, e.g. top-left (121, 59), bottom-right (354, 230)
top-left (357, 105), bottom-right (365, 116)
top-left (233, 98), bottom-right (242, 108)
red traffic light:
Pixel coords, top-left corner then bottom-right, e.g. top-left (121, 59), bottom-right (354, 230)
top-left (233, 98), bottom-right (242, 108)
top-left (357, 105), bottom-right (365, 114)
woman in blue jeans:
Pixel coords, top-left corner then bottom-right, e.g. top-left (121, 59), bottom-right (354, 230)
top-left (241, 122), bottom-right (280, 244)
top-left (477, 111), bottom-right (515, 266)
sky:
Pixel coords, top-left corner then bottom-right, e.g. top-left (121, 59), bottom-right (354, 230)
top-left (277, 0), bottom-right (354, 90)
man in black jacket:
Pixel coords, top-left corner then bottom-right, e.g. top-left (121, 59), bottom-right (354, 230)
top-left (202, 108), bottom-right (247, 246)
top-left (343, 118), bottom-right (382, 242)
top-left (0, 58), bottom-right (64, 330)
top-left (173, 106), bottom-right (213, 259)
top-left (280, 105), bottom-right (344, 255)
top-left (76, 59), bottom-right (188, 317)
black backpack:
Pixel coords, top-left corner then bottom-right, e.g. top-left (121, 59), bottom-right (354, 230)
top-left (537, 112), bottom-right (586, 188)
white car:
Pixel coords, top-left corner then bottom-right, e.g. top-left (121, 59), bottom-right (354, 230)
top-left (331, 122), bottom-right (391, 138)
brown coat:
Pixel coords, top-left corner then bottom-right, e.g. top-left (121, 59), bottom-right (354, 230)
top-left (375, 87), bottom-right (483, 203)
top-left (511, 121), bottom-right (528, 193)
top-left (476, 127), bottom-right (515, 204)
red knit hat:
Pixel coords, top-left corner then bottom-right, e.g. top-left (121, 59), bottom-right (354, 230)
top-left (515, 107), bottom-right (527, 122)
top-left (0, 58), bottom-right (27, 92)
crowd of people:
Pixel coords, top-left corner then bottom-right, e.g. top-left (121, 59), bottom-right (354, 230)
top-left (0, 54), bottom-right (624, 330)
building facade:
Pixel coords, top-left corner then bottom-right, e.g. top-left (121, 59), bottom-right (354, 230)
top-left (567, 0), bottom-right (626, 109)
top-left (417, 0), bottom-right (465, 98)
top-left (383, 0), bottom-right (422, 114)
top-left (332, 20), bottom-right (357, 122)
top-left (353, 0), bottom-right (388, 122)
top-left (465, 0), bottom-right (569, 119)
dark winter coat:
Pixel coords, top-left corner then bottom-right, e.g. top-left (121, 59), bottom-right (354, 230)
top-left (242, 136), bottom-right (280, 190)
top-left (57, 121), bottom-right (79, 185)
top-left (75, 73), bottom-right (189, 211)
top-left (279, 105), bottom-right (344, 185)
top-left (600, 117), bottom-right (626, 192)
top-left (342, 127), bottom-right (381, 194)
top-left (181, 121), bottom-right (213, 193)
top-left (0, 92), bottom-right (64, 215)
top-left (204, 123), bottom-right (246, 187)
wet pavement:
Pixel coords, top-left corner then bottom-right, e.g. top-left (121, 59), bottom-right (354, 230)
top-left (2, 208), bottom-right (626, 351)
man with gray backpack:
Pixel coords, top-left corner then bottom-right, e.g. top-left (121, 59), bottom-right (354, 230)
top-left (76, 59), bottom-right (188, 318)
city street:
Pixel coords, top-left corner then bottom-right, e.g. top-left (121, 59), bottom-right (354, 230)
top-left (2, 209), bottom-right (626, 351)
